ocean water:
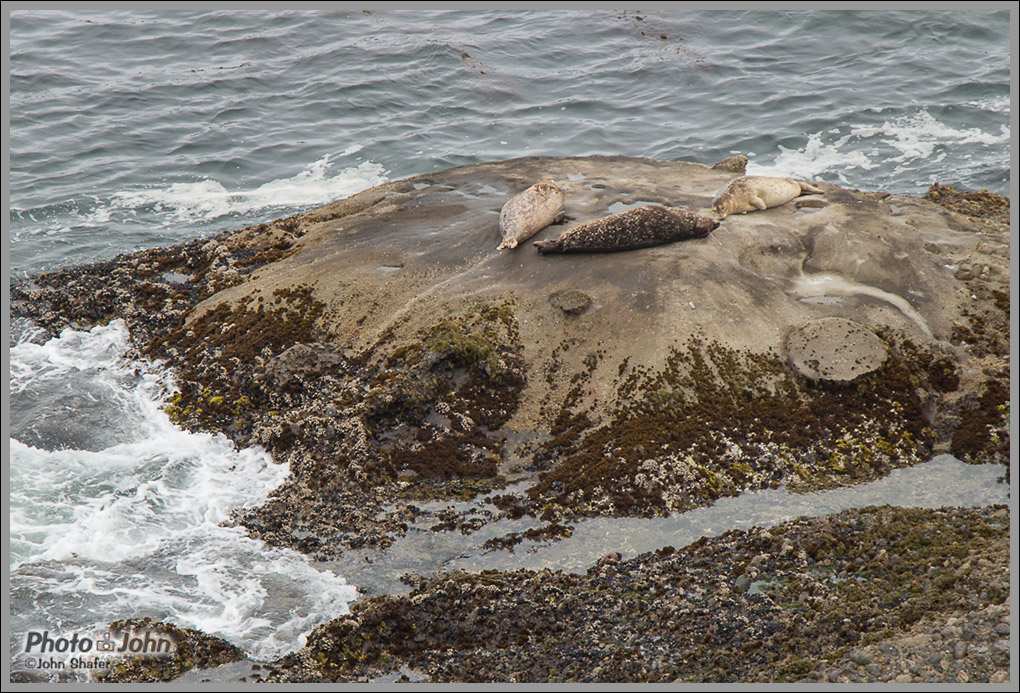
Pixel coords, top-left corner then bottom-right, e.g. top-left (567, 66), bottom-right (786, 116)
top-left (9, 10), bottom-right (1011, 275)
top-left (6, 9), bottom-right (1012, 676)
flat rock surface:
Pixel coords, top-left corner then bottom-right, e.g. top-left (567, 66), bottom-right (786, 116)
top-left (196, 155), bottom-right (1004, 428)
top-left (786, 317), bottom-right (888, 381)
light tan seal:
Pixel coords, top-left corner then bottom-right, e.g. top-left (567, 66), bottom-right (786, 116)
top-left (497, 180), bottom-right (565, 250)
top-left (533, 205), bottom-right (718, 254)
top-left (712, 175), bottom-right (823, 219)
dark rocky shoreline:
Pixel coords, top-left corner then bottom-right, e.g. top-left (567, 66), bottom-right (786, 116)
top-left (9, 156), bottom-right (1011, 683)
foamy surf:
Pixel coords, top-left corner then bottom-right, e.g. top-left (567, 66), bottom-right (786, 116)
top-left (746, 107), bottom-right (1009, 191)
top-left (109, 155), bottom-right (388, 223)
top-left (9, 320), bottom-right (359, 664)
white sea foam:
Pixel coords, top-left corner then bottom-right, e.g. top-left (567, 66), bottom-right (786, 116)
top-left (747, 109), bottom-right (1009, 185)
top-left (109, 155), bottom-right (388, 223)
top-left (849, 110), bottom-right (1010, 163)
top-left (746, 131), bottom-right (878, 183)
top-left (9, 320), bottom-right (358, 660)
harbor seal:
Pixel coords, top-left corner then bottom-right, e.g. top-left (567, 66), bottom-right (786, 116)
top-left (497, 179), bottom-right (565, 250)
top-left (712, 175), bottom-right (823, 219)
top-left (533, 205), bottom-right (718, 254)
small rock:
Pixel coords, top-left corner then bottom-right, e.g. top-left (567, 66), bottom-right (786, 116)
top-left (711, 154), bottom-right (748, 174)
top-left (549, 290), bottom-right (593, 316)
top-left (889, 554), bottom-right (901, 565)
top-left (953, 641), bottom-right (969, 660)
top-left (989, 671), bottom-right (1009, 683)
top-left (928, 652), bottom-right (943, 666)
top-left (827, 669), bottom-right (842, 683)
top-left (955, 268), bottom-right (974, 281)
top-left (893, 673), bottom-right (913, 683)
top-left (849, 649), bottom-right (871, 666)
top-left (599, 551), bottom-right (621, 565)
top-left (865, 663), bottom-right (882, 677)
top-left (785, 317), bottom-right (888, 382)
top-left (877, 642), bottom-right (898, 655)
top-left (735, 574), bottom-right (751, 592)
top-left (993, 623), bottom-right (1009, 635)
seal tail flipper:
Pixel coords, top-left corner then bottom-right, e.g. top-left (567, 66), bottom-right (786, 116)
top-left (798, 181), bottom-right (824, 194)
top-left (749, 195), bottom-right (767, 211)
top-left (497, 238), bottom-right (517, 251)
top-left (533, 239), bottom-right (562, 254)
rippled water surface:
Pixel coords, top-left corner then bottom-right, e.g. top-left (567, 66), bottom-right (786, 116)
top-left (10, 10), bottom-right (1011, 274)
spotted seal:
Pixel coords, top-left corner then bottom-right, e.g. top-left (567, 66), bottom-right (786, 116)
top-left (712, 175), bottom-right (824, 219)
top-left (497, 180), bottom-right (565, 250)
top-left (533, 205), bottom-right (718, 254)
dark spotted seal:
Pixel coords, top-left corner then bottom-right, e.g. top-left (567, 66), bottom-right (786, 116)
top-left (497, 179), bottom-right (565, 250)
top-left (533, 205), bottom-right (718, 254)
top-left (712, 175), bottom-right (824, 219)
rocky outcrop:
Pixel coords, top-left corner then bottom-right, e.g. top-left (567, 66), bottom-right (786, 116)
top-left (11, 156), bottom-right (1010, 556)
top-left (10, 157), bottom-right (1010, 682)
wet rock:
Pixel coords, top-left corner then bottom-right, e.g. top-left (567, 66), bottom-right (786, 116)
top-left (785, 317), bottom-right (888, 381)
top-left (96, 619), bottom-right (243, 683)
top-left (263, 342), bottom-right (349, 386)
top-left (549, 289), bottom-right (592, 315)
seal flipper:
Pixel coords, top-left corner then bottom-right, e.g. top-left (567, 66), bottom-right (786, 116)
top-left (797, 181), bottom-right (824, 195)
top-left (749, 195), bottom-right (767, 211)
top-left (533, 239), bottom-right (562, 254)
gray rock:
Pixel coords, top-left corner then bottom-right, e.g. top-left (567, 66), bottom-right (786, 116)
top-left (993, 622), bottom-right (1010, 635)
top-left (865, 663), bottom-right (882, 677)
top-left (827, 669), bottom-right (842, 683)
top-left (849, 649), bottom-right (871, 666)
top-left (549, 289), bottom-right (592, 316)
top-left (734, 574), bottom-right (751, 592)
top-left (953, 641), bottom-right (969, 659)
top-left (785, 318), bottom-right (888, 382)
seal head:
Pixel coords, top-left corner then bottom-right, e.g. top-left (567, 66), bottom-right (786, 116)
top-left (533, 205), bottom-right (718, 254)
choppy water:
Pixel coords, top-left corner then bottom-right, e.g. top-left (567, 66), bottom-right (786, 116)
top-left (7, 9), bottom-right (1012, 677)
top-left (9, 10), bottom-right (1010, 275)
top-left (8, 320), bottom-right (358, 668)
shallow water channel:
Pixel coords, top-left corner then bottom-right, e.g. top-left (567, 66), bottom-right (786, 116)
top-left (330, 454), bottom-right (1008, 597)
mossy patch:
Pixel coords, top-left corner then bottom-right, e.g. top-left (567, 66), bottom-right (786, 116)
top-left (263, 505), bottom-right (1008, 683)
top-left (925, 183), bottom-right (1009, 226)
top-left (367, 299), bottom-right (525, 488)
top-left (95, 619), bottom-right (242, 683)
top-left (148, 285), bottom-right (326, 433)
top-left (950, 378), bottom-right (1009, 467)
top-left (528, 336), bottom-right (937, 519)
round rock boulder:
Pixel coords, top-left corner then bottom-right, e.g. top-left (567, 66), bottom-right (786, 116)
top-left (786, 317), bottom-right (888, 382)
